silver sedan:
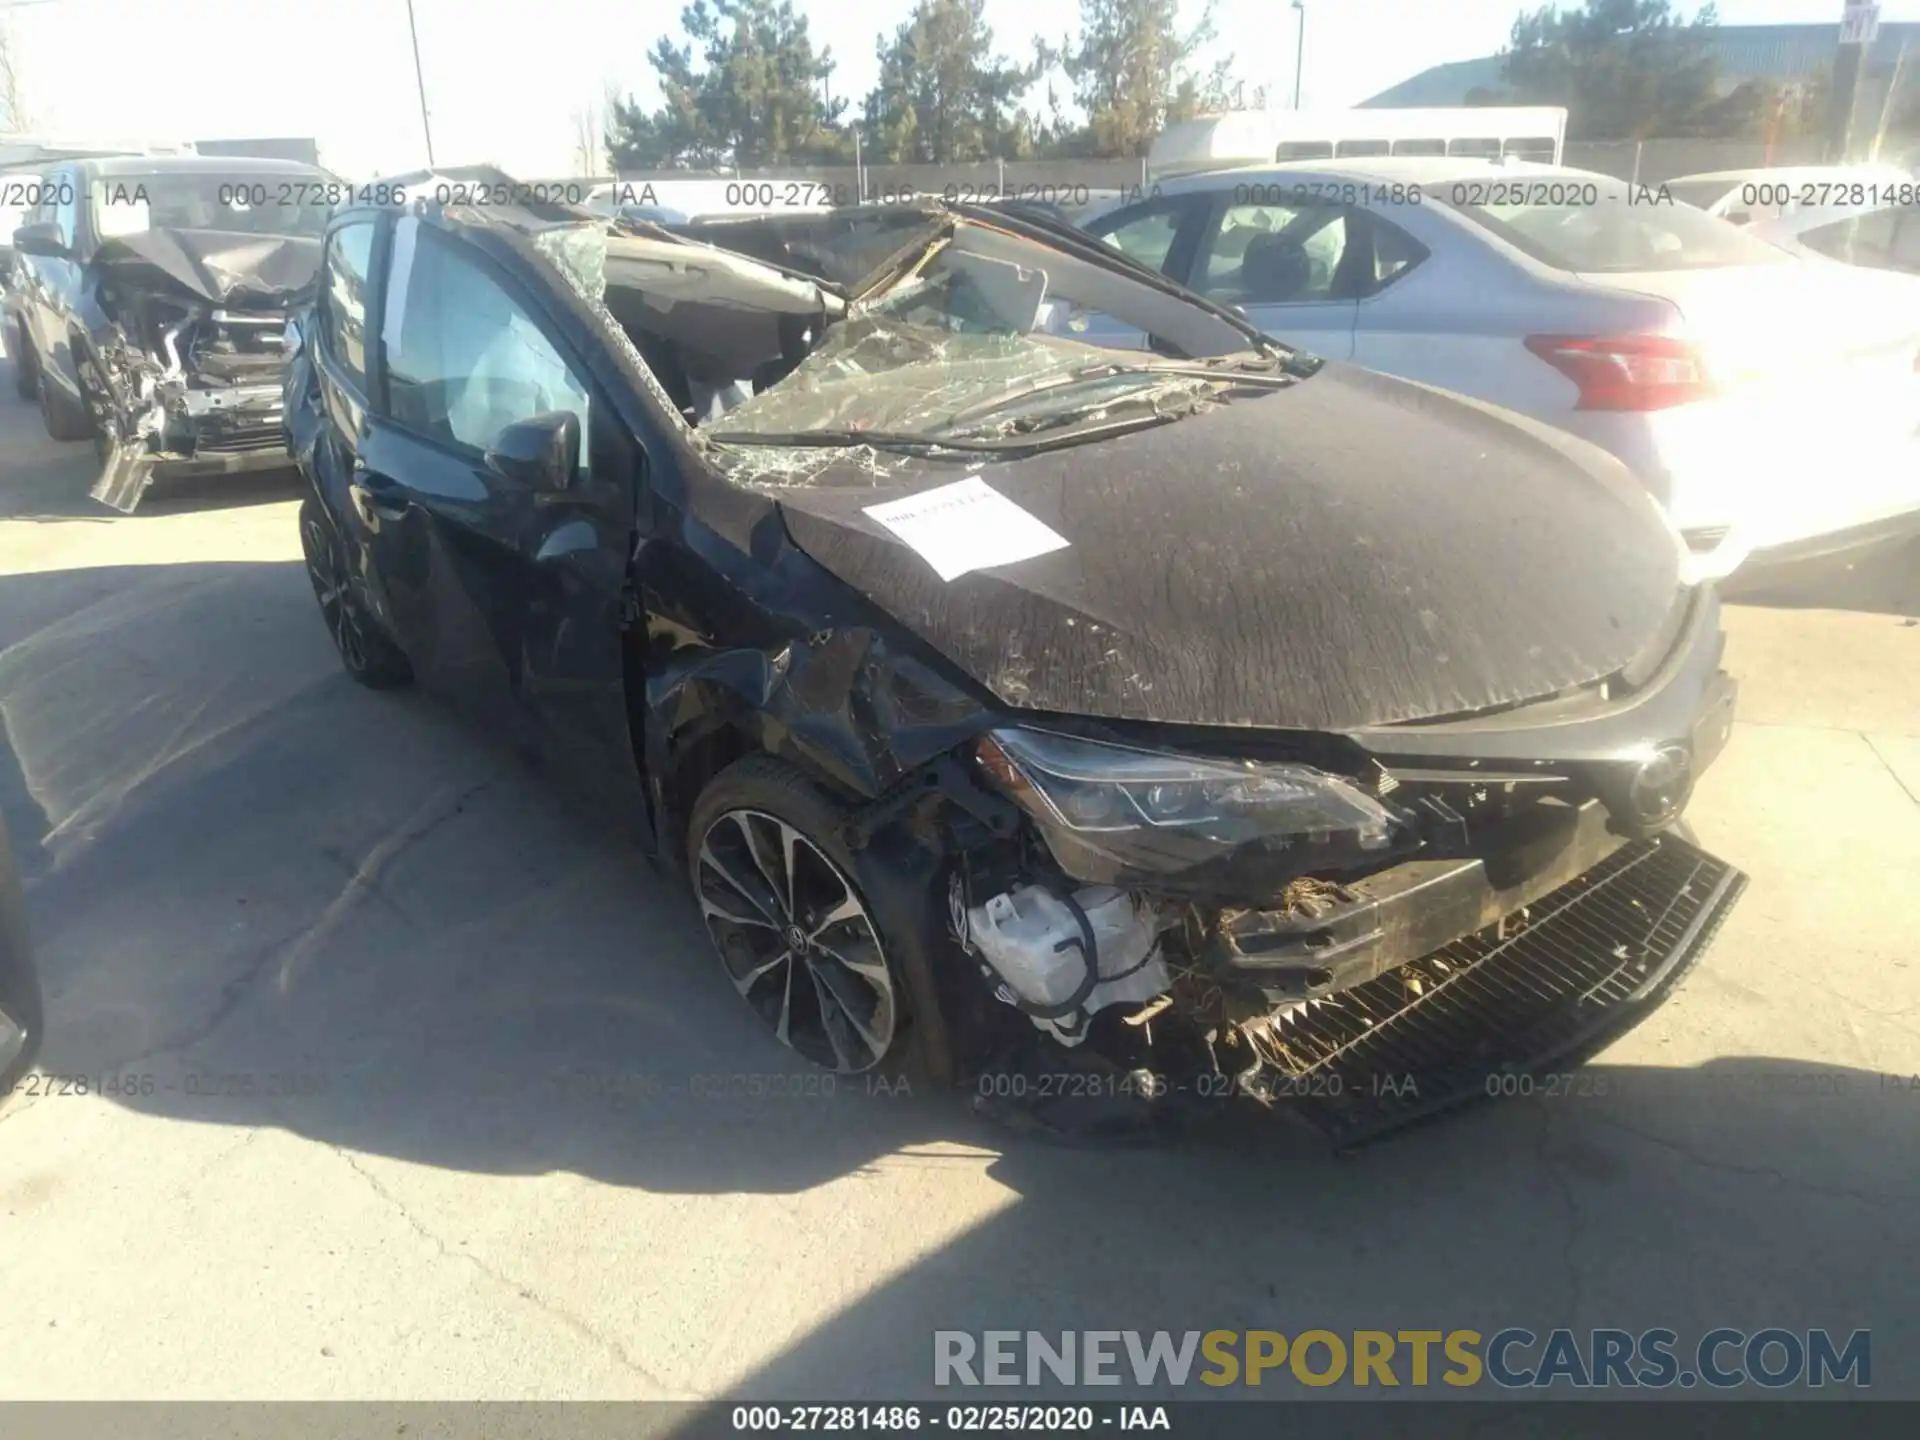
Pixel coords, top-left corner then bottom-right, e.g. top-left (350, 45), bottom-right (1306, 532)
top-left (1076, 157), bottom-right (1920, 578)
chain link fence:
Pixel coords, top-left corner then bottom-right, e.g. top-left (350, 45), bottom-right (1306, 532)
top-left (1565, 137), bottom-right (1835, 182)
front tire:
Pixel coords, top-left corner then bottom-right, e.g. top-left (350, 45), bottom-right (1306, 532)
top-left (687, 756), bottom-right (916, 1075)
top-left (299, 497), bottom-right (414, 689)
top-left (38, 366), bottom-right (94, 442)
top-left (6, 321), bottom-right (35, 400)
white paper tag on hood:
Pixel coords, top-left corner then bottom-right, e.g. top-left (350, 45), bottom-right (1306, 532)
top-left (862, 476), bottom-right (1070, 582)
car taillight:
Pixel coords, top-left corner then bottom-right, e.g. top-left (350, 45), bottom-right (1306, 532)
top-left (1524, 334), bottom-right (1714, 411)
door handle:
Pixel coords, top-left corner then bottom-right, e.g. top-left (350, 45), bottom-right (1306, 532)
top-left (348, 476), bottom-right (411, 525)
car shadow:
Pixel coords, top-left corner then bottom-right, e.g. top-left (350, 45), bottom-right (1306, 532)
top-left (1, 559), bottom-right (1915, 1398)
top-left (0, 389), bottom-right (300, 521)
top-left (131, 467), bottom-right (305, 516)
top-left (0, 391), bottom-right (110, 523)
top-left (1722, 535), bottom-right (1920, 621)
top-left (0, 556), bottom-right (971, 1195)
top-left (703, 1053), bottom-right (1919, 1401)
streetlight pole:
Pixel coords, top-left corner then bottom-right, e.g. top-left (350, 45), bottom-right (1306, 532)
top-left (1291, 0), bottom-right (1306, 111)
top-left (404, 0), bottom-right (435, 168)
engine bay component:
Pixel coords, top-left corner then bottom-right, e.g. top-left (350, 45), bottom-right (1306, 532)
top-left (962, 883), bottom-right (1171, 1046)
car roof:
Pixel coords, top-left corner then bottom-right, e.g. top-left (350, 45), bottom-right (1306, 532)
top-left (321, 180), bottom-right (1277, 354)
top-left (1754, 199), bottom-right (1899, 237)
top-left (1143, 155), bottom-right (1601, 194)
top-left (1667, 163), bottom-right (1910, 186)
top-left (71, 154), bottom-right (329, 177)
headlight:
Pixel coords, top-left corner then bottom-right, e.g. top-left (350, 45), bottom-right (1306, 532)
top-left (974, 728), bottom-right (1417, 888)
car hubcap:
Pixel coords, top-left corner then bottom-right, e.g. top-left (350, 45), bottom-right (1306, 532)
top-left (695, 808), bottom-right (897, 1074)
top-left (301, 510), bottom-right (369, 672)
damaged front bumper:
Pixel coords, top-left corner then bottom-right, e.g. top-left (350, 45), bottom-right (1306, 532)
top-left (1212, 797), bottom-right (1654, 1003)
top-left (92, 381), bottom-right (291, 513)
top-left (1232, 827), bottom-right (1747, 1146)
top-left (963, 806), bottom-right (1747, 1148)
top-left (949, 661), bottom-right (1747, 1146)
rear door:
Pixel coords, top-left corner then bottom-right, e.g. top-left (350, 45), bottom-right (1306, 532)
top-left (368, 215), bottom-right (645, 803)
top-left (1075, 194), bottom-right (1213, 349)
top-left (1179, 194), bottom-right (1362, 359)
top-left (308, 214), bottom-right (433, 655)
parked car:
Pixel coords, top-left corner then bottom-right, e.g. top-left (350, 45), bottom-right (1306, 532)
top-left (0, 807), bottom-right (44, 1098)
top-left (1663, 164), bottom-right (1914, 226)
top-left (0, 163), bottom-right (52, 276)
top-left (1747, 198), bottom-right (1920, 275)
top-left (1148, 107), bottom-right (1569, 179)
top-left (4, 154), bottom-right (335, 512)
top-left (1077, 157), bottom-right (1920, 577)
top-left (284, 183), bottom-right (1746, 1143)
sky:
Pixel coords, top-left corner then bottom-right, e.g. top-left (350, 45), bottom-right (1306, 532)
top-left (4, 0), bottom-right (1915, 178)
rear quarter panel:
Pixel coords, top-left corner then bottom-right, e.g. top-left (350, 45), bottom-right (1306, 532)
top-left (1347, 202), bottom-right (1680, 491)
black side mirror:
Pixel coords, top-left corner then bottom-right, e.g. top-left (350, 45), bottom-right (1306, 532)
top-left (484, 410), bottom-right (580, 492)
top-left (12, 221), bottom-right (69, 259)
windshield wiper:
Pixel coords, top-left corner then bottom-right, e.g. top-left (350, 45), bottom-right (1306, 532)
top-left (705, 427), bottom-right (1031, 455)
top-left (707, 407), bottom-right (1187, 458)
top-left (929, 359), bottom-right (1274, 432)
top-left (942, 360), bottom-right (1287, 432)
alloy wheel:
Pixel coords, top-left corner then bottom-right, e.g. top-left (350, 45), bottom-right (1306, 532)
top-left (300, 507), bottom-right (371, 673)
top-left (695, 808), bottom-right (898, 1074)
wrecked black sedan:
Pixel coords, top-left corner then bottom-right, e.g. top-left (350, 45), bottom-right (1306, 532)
top-left (285, 183), bottom-right (1746, 1144)
top-left (6, 154), bottom-right (332, 512)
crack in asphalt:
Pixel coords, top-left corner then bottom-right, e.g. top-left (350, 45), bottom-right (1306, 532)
top-left (112, 915), bottom-right (320, 1071)
top-left (328, 1144), bottom-right (687, 1397)
top-left (0, 1090), bottom-right (46, 1129)
top-left (109, 773), bottom-right (503, 1073)
top-left (1591, 1112), bottom-right (1919, 1212)
top-left (1532, 1102), bottom-right (1588, 1332)
top-left (1861, 732), bottom-right (1920, 812)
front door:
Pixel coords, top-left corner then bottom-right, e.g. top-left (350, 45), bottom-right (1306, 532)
top-left (21, 167), bottom-right (83, 384)
top-left (367, 216), bottom-right (644, 809)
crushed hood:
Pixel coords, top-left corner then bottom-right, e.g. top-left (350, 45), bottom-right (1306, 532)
top-left (92, 228), bottom-right (322, 308)
top-left (765, 364), bottom-right (1687, 732)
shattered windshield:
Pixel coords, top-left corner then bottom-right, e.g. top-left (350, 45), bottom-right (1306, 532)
top-left (706, 317), bottom-right (1245, 445)
top-left (541, 209), bottom-right (1292, 481)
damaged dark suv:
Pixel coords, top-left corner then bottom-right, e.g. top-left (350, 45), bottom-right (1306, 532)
top-left (286, 179), bottom-right (1746, 1145)
top-left (5, 154), bottom-right (332, 511)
